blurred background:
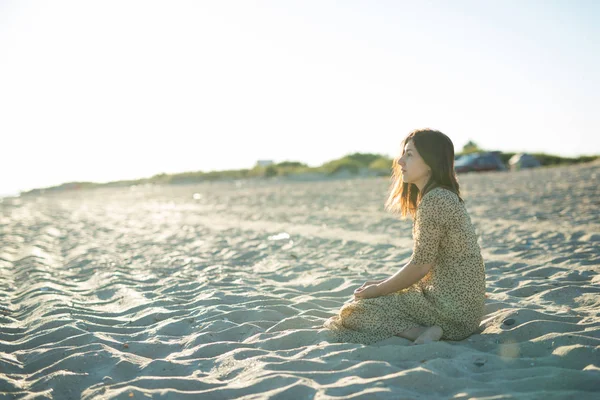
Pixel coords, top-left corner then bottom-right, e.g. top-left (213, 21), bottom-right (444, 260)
top-left (1, 0), bottom-right (599, 197)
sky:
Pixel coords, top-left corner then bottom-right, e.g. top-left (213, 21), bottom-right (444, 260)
top-left (1, 0), bottom-right (599, 196)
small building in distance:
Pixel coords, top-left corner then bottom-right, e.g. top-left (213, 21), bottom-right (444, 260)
top-left (256, 160), bottom-right (274, 167)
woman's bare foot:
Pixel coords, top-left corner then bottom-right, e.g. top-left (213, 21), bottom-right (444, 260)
top-left (412, 325), bottom-right (443, 345)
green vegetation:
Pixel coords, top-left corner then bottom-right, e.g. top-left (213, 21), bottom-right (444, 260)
top-left (319, 153), bottom-right (391, 175)
top-left (461, 140), bottom-right (481, 154)
top-left (525, 153), bottom-right (596, 166)
top-left (20, 145), bottom-right (597, 196)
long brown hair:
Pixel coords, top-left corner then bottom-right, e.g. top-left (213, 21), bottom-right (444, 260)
top-left (385, 128), bottom-right (462, 218)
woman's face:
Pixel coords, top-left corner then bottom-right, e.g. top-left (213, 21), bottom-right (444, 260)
top-left (397, 140), bottom-right (431, 188)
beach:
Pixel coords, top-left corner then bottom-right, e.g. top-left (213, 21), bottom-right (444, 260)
top-left (1, 162), bottom-right (599, 399)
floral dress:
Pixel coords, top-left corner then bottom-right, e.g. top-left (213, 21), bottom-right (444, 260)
top-left (323, 187), bottom-right (486, 344)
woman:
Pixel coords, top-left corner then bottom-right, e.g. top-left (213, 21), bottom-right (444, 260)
top-left (324, 129), bottom-right (486, 345)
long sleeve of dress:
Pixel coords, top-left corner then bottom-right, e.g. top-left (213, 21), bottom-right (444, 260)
top-left (411, 191), bottom-right (453, 265)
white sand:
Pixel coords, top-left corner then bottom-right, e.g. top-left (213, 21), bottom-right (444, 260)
top-left (1, 162), bottom-right (599, 399)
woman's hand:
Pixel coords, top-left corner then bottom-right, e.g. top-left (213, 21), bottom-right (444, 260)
top-left (353, 284), bottom-right (382, 299)
top-left (357, 279), bottom-right (384, 290)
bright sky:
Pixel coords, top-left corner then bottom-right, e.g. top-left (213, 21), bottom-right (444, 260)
top-left (1, 0), bottom-right (599, 196)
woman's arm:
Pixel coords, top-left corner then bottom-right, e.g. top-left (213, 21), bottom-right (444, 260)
top-left (376, 260), bottom-right (432, 295)
top-left (376, 190), bottom-right (450, 295)
top-left (354, 262), bottom-right (432, 299)
top-left (355, 191), bottom-right (451, 300)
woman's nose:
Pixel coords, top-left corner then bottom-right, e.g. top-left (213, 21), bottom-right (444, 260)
top-left (397, 158), bottom-right (405, 167)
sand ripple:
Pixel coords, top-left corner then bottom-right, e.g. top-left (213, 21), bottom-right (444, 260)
top-left (1, 163), bottom-right (599, 399)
